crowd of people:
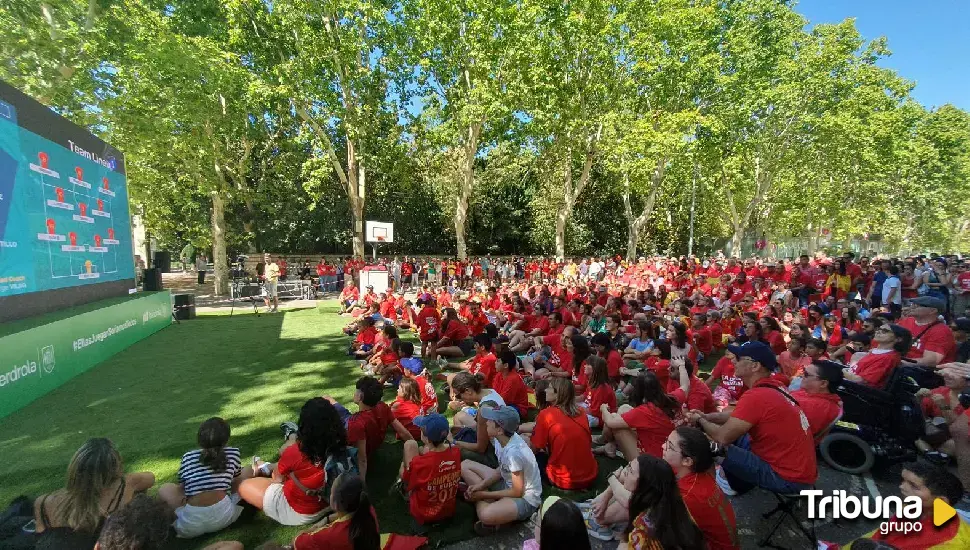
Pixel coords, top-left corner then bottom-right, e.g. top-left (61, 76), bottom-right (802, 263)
top-left (10, 251), bottom-right (970, 550)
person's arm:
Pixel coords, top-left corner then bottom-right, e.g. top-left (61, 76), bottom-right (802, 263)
top-left (466, 467), bottom-right (505, 500)
top-left (677, 360), bottom-right (691, 396)
top-left (911, 350), bottom-right (946, 368)
top-left (355, 440), bottom-right (368, 481)
top-left (390, 419), bottom-right (415, 441)
top-left (606, 472), bottom-right (632, 506)
top-left (128, 472), bottom-right (156, 493)
top-left (601, 405), bottom-right (630, 429)
top-left (456, 411), bottom-right (491, 454)
top-left (474, 469), bottom-right (526, 501)
top-left (697, 415), bottom-right (752, 446)
top-left (698, 410), bottom-right (732, 425)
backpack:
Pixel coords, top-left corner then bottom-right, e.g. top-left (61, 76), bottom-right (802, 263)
top-left (0, 496), bottom-right (37, 550)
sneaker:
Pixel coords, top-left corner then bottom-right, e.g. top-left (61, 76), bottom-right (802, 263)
top-left (585, 515), bottom-right (614, 541)
top-left (715, 465), bottom-right (738, 497)
top-left (280, 422), bottom-right (298, 440)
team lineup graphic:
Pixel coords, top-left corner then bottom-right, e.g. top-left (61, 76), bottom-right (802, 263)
top-left (0, 115), bottom-right (134, 298)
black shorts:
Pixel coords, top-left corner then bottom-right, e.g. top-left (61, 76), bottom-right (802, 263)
top-left (458, 338), bottom-right (474, 356)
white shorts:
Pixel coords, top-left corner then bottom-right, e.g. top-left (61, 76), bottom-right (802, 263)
top-left (174, 494), bottom-right (243, 538)
top-left (265, 280), bottom-right (279, 298)
top-left (262, 482), bottom-right (325, 526)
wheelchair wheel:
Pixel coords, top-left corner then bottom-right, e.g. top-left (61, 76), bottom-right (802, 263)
top-left (820, 432), bottom-right (875, 475)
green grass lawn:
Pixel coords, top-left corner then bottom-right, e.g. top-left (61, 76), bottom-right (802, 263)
top-left (0, 301), bottom-right (624, 549)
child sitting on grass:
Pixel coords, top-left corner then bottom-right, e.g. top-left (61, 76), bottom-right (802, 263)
top-left (348, 317), bottom-right (378, 358)
top-left (460, 406), bottom-right (542, 536)
top-left (392, 378), bottom-right (423, 440)
top-left (398, 342), bottom-right (440, 416)
top-left (336, 376), bottom-right (415, 482)
top-left (400, 413), bottom-right (462, 532)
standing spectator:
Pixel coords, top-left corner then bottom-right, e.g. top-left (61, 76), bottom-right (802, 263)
top-left (263, 255), bottom-right (280, 313)
top-left (196, 253), bottom-right (208, 285)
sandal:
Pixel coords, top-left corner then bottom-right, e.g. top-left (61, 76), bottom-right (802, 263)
top-left (592, 443), bottom-right (617, 459)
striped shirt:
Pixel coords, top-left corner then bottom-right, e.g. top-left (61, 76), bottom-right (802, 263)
top-left (177, 447), bottom-right (242, 497)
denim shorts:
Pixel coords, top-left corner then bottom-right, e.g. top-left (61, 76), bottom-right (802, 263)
top-left (489, 481), bottom-right (538, 520)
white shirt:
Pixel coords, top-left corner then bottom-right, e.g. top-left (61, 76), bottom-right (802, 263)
top-left (493, 433), bottom-right (542, 507)
top-left (882, 275), bottom-right (902, 305)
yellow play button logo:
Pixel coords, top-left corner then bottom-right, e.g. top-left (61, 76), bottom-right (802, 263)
top-left (934, 498), bottom-right (956, 527)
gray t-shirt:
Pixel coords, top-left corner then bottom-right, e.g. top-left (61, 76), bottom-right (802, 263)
top-left (493, 433), bottom-right (542, 507)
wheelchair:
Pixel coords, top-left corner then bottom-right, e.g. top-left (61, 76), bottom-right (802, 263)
top-left (818, 365), bottom-right (942, 475)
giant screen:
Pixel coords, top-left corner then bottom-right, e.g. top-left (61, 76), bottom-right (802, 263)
top-left (0, 80), bottom-right (135, 322)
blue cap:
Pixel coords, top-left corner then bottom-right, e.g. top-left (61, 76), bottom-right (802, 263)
top-left (726, 341), bottom-right (778, 372)
top-left (401, 357), bottom-right (424, 375)
top-left (414, 413), bottom-right (449, 444)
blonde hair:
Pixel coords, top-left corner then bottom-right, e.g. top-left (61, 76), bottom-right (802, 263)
top-left (548, 377), bottom-right (580, 418)
top-left (61, 438), bottom-right (123, 532)
top-left (398, 377), bottom-right (421, 404)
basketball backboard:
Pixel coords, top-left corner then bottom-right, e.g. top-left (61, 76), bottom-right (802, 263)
top-left (365, 221), bottom-right (394, 243)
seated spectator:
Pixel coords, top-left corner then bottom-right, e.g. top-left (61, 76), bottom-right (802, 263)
top-left (952, 318), bottom-right (970, 363)
top-left (660, 427), bottom-right (739, 550)
top-left (845, 324), bottom-right (912, 388)
top-left (158, 417), bottom-right (247, 538)
top-left (460, 406), bottom-right (542, 536)
top-left (446, 334), bottom-right (496, 386)
top-left (777, 336), bottom-right (811, 380)
top-left (341, 377), bottom-right (415, 480)
top-left (521, 326), bottom-right (577, 381)
top-left (508, 303), bottom-right (552, 352)
top-left (400, 413), bottom-right (462, 529)
top-left (290, 473), bottom-right (380, 550)
top-left (96, 495), bottom-right (242, 550)
top-left (595, 370), bottom-right (682, 460)
top-left (915, 364), bottom-right (970, 458)
top-left (398, 345), bottom-right (439, 416)
top-left (692, 313), bottom-right (714, 359)
top-left (591, 332), bottom-right (625, 381)
top-left (338, 281), bottom-right (359, 313)
top-left (667, 358), bottom-right (717, 414)
top-left (791, 360), bottom-right (844, 439)
top-left (34, 438), bottom-right (155, 550)
top-left (620, 455), bottom-right (706, 549)
top-left (690, 341), bottom-right (817, 496)
top-left (527, 377), bottom-right (598, 490)
top-left (449, 371), bottom-right (507, 455)
top-left (239, 398), bottom-right (337, 526)
top-left (415, 297), bottom-right (442, 358)
top-left (349, 317), bottom-right (378, 358)
top-left (667, 321), bottom-right (698, 365)
top-left (491, 350), bottom-right (531, 418)
top-left (623, 320), bottom-right (656, 363)
top-left (431, 307), bottom-right (473, 361)
top-left (898, 297), bottom-right (956, 367)
top-left (760, 316), bottom-right (787, 356)
top-left (391, 378), bottom-right (423, 440)
top-left (579, 355), bottom-right (617, 428)
top-left (522, 496), bottom-right (591, 550)
top-left (707, 349), bottom-right (745, 407)
top-left (845, 462), bottom-right (970, 549)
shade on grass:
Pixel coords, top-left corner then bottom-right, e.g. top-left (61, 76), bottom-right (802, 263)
top-left (0, 301), bottom-right (624, 549)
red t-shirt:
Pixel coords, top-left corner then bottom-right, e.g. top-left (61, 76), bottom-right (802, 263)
top-left (731, 379), bottom-right (817, 485)
top-left (392, 397), bottom-right (422, 439)
top-left (542, 334), bottom-right (572, 373)
top-left (850, 350), bottom-right (901, 388)
top-left (710, 357), bottom-right (746, 401)
top-left (694, 326), bottom-right (713, 355)
top-left (416, 307), bottom-right (441, 342)
top-left (668, 376), bottom-right (718, 414)
top-left (898, 317), bottom-right (956, 364)
top-left (531, 407), bottom-right (598, 489)
top-left (791, 390), bottom-right (841, 437)
top-left (584, 382), bottom-right (617, 424)
top-left (346, 402), bottom-right (394, 459)
top-left (491, 370), bottom-right (530, 416)
top-left (678, 472), bottom-right (739, 550)
top-left (278, 443), bottom-right (327, 515)
top-left (412, 375), bottom-right (438, 415)
top-left (468, 352), bottom-right (497, 388)
top-left (403, 446), bottom-right (462, 525)
top-left (379, 300), bottom-right (396, 321)
top-left (466, 312), bottom-right (490, 336)
top-left (921, 387), bottom-right (967, 418)
top-left (524, 314), bottom-right (550, 335)
top-left (764, 331), bottom-right (786, 356)
top-left (605, 350), bottom-right (624, 379)
top-left (441, 320), bottom-right (469, 343)
top-left (620, 403), bottom-right (675, 458)
top-left (355, 326), bottom-right (377, 346)
top-left (709, 322), bottom-right (724, 349)
top-left (293, 508), bottom-right (379, 549)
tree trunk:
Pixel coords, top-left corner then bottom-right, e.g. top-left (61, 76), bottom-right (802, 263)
top-left (455, 122), bottom-right (482, 261)
top-left (555, 125), bottom-right (601, 261)
top-left (554, 207), bottom-right (569, 262)
top-left (210, 191), bottom-right (229, 296)
top-left (728, 227), bottom-right (743, 258)
top-left (347, 139), bottom-right (366, 258)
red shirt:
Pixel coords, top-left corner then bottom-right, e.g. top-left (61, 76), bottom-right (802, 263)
top-left (466, 312), bottom-right (490, 336)
top-left (850, 350), bottom-right (901, 388)
top-left (492, 370), bottom-right (530, 416)
top-left (898, 317), bottom-right (956, 363)
top-left (791, 390), bottom-right (841, 437)
top-left (524, 314), bottom-right (550, 335)
top-left (922, 387), bottom-right (967, 418)
top-left (392, 397), bottom-right (422, 439)
top-left (468, 352), bottom-right (497, 387)
top-left (340, 286), bottom-right (359, 302)
top-left (346, 402), bottom-right (394, 459)
top-left (379, 300), bottom-right (397, 321)
top-left (708, 322), bottom-right (724, 349)
top-left (620, 403), bottom-right (675, 458)
top-left (668, 376), bottom-right (717, 414)
top-left (731, 378), bottom-right (817, 485)
top-left (416, 306), bottom-right (441, 342)
top-left (402, 446), bottom-right (462, 525)
top-left (441, 319), bottom-right (469, 343)
top-left (694, 326), bottom-right (713, 355)
top-left (584, 382), bottom-right (617, 424)
top-left (764, 330), bottom-right (786, 355)
top-left (605, 350), bottom-right (624, 379)
top-left (778, 351), bottom-right (812, 379)
top-left (355, 326), bottom-right (377, 346)
top-left (293, 508), bottom-right (378, 549)
top-left (678, 472), bottom-right (739, 550)
top-left (278, 443), bottom-right (327, 515)
top-left (532, 407), bottom-right (598, 489)
top-left (412, 375), bottom-right (438, 415)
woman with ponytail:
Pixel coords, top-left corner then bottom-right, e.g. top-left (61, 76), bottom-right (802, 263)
top-left (34, 438), bottom-right (155, 549)
top-left (159, 417), bottom-right (247, 538)
top-left (292, 473), bottom-right (380, 550)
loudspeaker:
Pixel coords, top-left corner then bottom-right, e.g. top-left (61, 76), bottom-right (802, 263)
top-left (143, 268), bottom-right (162, 291)
top-left (173, 293), bottom-right (196, 320)
top-left (153, 250), bottom-right (172, 273)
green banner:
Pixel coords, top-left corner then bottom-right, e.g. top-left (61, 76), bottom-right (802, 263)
top-left (0, 291), bottom-right (171, 419)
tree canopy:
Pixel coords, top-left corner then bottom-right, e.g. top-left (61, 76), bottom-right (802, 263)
top-left (3, 0), bottom-right (968, 292)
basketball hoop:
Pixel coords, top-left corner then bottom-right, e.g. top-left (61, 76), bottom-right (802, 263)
top-left (376, 236), bottom-right (385, 242)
